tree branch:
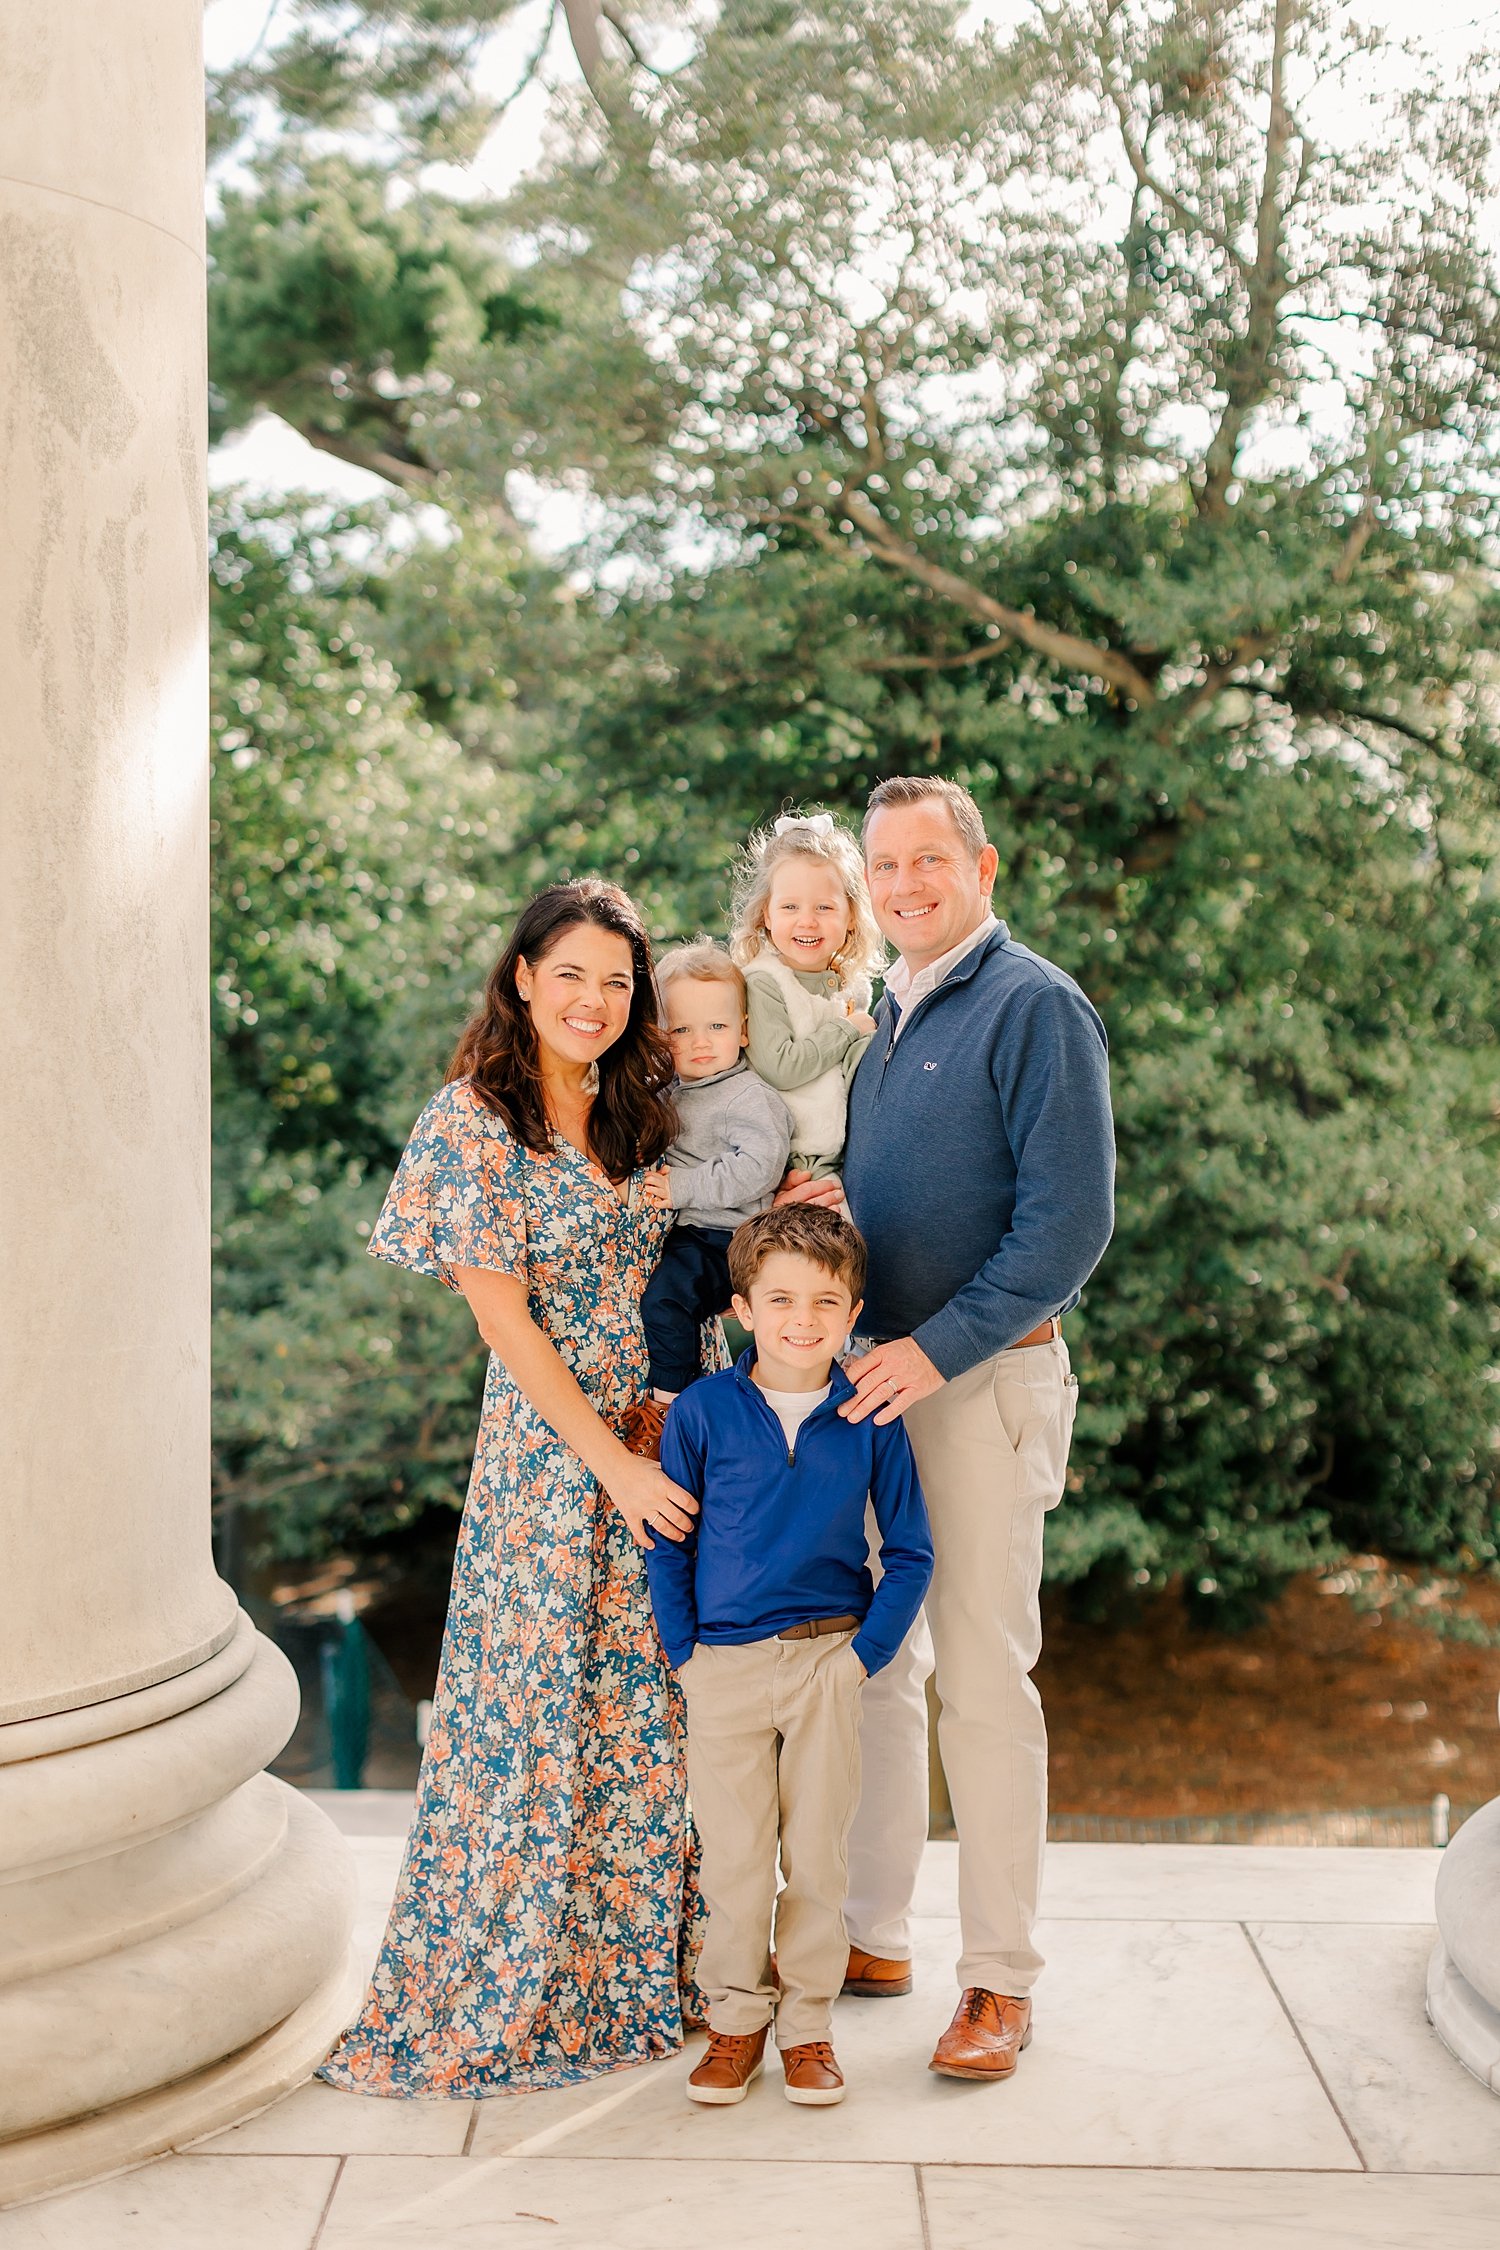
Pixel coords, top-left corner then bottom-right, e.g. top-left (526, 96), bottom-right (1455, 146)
top-left (859, 374), bottom-right (888, 473)
top-left (1336, 704), bottom-right (1441, 751)
top-left (1175, 631), bottom-right (1281, 725)
top-left (299, 421), bottom-right (438, 494)
top-left (1104, 74), bottom-right (1246, 271)
top-left (498, 0), bottom-right (562, 118)
top-left (830, 488), bottom-right (1159, 704)
top-left (600, 1), bottom-right (662, 76)
top-left (860, 641), bottom-right (1010, 674)
top-left (1331, 500), bottom-right (1375, 584)
top-left (1198, 0), bottom-right (1295, 518)
top-left (561, 0), bottom-right (605, 91)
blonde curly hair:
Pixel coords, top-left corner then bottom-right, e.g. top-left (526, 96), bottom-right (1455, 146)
top-left (728, 812), bottom-right (885, 985)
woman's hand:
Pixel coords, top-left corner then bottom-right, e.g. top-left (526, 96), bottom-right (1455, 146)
top-left (848, 1010), bottom-right (878, 1035)
top-left (640, 1166), bottom-right (673, 1210)
top-left (603, 1452), bottom-right (700, 1549)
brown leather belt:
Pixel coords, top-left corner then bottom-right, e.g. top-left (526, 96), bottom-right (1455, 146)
top-left (778, 1615), bottom-right (859, 1642)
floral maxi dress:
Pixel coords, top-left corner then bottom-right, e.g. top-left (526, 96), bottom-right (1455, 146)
top-left (320, 1078), bottom-right (704, 2095)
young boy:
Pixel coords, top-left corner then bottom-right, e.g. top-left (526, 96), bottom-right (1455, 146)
top-left (629, 942), bottom-right (793, 1458)
top-left (645, 1205), bottom-right (933, 2108)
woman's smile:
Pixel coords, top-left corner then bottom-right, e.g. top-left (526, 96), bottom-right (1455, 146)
top-left (517, 925), bottom-right (637, 1074)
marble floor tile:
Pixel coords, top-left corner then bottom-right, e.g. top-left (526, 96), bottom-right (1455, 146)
top-left (331, 1809), bottom-right (1443, 1941)
top-left (469, 1915), bottom-right (1357, 2170)
top-left (455, 2055), bottom-right (679, 2157)
top-left (1248, 1921), bottom-right (1500, 2174)
top-left (319, 2155), bottom-right (925, 2250)
top-left (1039, 1844), bottom-right (1440, 1927)
top-left (307, 1791), bottom-right (415, 1837)
top-left (0, 2155), bottom-right (338, 2250)
top-left (343, 1837), bottom-right (406, 1974)
top-left (921, 2164), bottom-right (1500, 2249)
top-left (193, 2078), bottom-right (474, 2157)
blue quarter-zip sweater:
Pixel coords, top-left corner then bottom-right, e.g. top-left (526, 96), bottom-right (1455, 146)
top-left (646, 1351), bottom-right (933, 1678)
top-left (844, 921), bottom-right (1115, 1379)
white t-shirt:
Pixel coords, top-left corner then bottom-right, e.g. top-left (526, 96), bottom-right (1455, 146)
top-left (757, 1381), bottom-right (831, 1455)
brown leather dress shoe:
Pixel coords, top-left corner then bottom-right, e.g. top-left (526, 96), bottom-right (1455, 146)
top-left (781, 2041), bottom-right (846, 2106)
top-left (686, 2026), bottom-right (768, 2105)
top-left (843, 1944), bottom-right (913, 1997)
top-left (928, 1989), bottom-right (1033, 2081)
top-left (621, 1395), bottom-right (668, 1461)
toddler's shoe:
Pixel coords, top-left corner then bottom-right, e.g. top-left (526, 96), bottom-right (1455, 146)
top-left (781, 2040), bottom-right (845, 2106)
top-left (686, 2027), bottom-right (767, 2105)
top-left (621, 1396), bottom-right (668, 1460)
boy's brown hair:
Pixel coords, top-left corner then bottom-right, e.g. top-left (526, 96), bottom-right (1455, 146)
top-left (728, 1203), bottom-right (867, 1303)
top-left (655, 938), bottom-right (748, 1016)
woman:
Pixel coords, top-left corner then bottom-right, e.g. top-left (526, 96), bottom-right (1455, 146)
top-left (320, 881), bottom-right (705, 2095)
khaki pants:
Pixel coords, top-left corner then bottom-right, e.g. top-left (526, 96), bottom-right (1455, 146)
top-left (844, 1336), bottom-right (1078, 1996)
top-left (682, 1632), bottom-right (864, 2049)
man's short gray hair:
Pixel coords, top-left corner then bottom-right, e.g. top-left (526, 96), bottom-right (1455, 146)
top-left (862, 775), bottom-right (988, 861)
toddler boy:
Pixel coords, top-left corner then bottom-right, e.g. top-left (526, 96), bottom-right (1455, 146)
top-left (631, 942), bottom-right (792, 1457)
top-left (645, 1205), bottom-right (933, 2108)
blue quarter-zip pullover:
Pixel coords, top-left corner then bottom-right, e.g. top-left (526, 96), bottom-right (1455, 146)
top-left (843, 921), bottom-right (1115, 1377)
top-left (645, 1350), bottom-right (933, 1678)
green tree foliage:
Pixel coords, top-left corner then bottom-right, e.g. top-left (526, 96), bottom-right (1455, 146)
top-left (209, 151), bottom-right (553, 492)
top-left (207, 1), bottom-right (677, 163)
top-left (210, 495), bottom-right (536, 1558)
top-left (210, 0), bottom-right (1500, 1619)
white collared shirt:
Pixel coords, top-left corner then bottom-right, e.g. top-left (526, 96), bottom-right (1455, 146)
top-left (883, 913), bottom-right (999, 1040)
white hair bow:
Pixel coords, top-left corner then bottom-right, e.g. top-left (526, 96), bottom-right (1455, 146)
top-left (773, 811), bottom-right (835, 838)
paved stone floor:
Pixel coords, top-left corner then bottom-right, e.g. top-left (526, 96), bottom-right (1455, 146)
top-left (5, 1795), bottom-right (1499, 2248)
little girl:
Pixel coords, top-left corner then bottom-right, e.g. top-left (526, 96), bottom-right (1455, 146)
top-left (729, 812), bottom-right (885, 1179)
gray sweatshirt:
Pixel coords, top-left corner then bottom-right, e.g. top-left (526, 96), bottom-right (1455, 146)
top-left (665, 1061), bottom-right (794, 1232)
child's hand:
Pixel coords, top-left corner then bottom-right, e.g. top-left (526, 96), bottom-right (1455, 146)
top-left (848, 1011), bottom-right (878, 1036)
top-left (640, 1166), bottom-right (673, 1209)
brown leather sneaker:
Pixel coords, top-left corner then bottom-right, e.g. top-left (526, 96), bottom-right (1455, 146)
top-left (781, 2041), bottom-right (846, 2107)
top-left (686, 2026), bottom-right (768, 2105)
top-left (621, 1396), bottom-right (668, 1461)
top-left (928, 1989), bottom-right (1033, 2081)
top-left (843, 1944), bottom-right (913, 1997)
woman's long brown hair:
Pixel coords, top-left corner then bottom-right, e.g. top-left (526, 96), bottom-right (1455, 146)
top-left (448, 881), bottom-right (676, 1178)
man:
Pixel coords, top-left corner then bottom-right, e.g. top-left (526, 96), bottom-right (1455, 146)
top-left (786, 774), bottom-right (1114, 2082)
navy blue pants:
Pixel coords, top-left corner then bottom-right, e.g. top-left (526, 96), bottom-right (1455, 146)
top-left (642, 1224), bottom-right (734, 1393)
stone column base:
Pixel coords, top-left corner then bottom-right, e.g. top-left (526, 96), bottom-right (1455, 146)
top-left (1426, 1794), bottom-right (1500, 2096)
top-left (0, 1621), bottom-right (357, 2208)
top-left (0, 1915), bottom-right (362, 2209)
top-left (1428, 1938), bottom-right (1500, 2095)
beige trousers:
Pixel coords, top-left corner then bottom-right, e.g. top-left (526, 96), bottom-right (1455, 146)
top-left (844, 1336), bottom-right (1078, 1996)
top-left (682, 1631), bottom-right (864, 2049)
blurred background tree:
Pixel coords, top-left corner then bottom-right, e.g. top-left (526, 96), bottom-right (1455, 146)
top-left (209, 0), bottom-right (1500, 1628)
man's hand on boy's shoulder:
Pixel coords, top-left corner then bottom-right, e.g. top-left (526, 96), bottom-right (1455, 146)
top-left (774, 1166), bottom-right (844, 1211)
top-left (839, 1335), bottom-right (945, 1425)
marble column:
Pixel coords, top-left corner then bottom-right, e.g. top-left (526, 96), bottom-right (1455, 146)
top-left (1428, 1789), bottom-right (1500, 2095)
top-left (0, 2), bottom-right (357, 2207)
